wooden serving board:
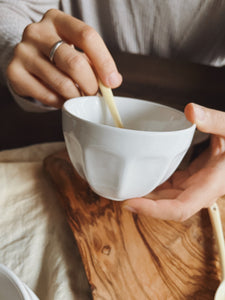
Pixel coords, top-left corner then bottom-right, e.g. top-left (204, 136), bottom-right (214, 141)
top-left (44, 150), bottom-right (224, 300)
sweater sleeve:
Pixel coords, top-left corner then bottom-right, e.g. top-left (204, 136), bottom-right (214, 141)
top-left (0, 0), bottom-right (60, 111)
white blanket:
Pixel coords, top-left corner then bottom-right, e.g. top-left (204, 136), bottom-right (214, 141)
top-left (0, 142), bottom-right (91, 300)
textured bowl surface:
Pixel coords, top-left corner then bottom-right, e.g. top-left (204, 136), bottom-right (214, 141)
top-left (63, 96), bottom-right (195, 200)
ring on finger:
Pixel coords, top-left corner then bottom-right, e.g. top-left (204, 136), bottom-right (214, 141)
top-left (49, 40), bottom-right (75, 63)
top-left (49, 40), bottom-right (65, 63)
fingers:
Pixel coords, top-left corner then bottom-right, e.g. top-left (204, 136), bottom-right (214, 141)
top-left (185, 103), bottom-right (225, 137)
top-left (7, 9), bottom-right (122, 107)
top-left (123, 186), bottom-right (214, 222)
top-left (30, 54), bottom-right (81, 99)
top-left (123, 198), bottom-right (192, 221)
top-left (46, 9), bottom-right (122, 88)
top-left (7, 62), bottom-right (64, 108)
top-left (52, 43), bottom-right (98, 95)
top-left (7, 43), bottom-right (81, 107)
top-left (22, 45), bottom-right (81, 99)
top-left (22, 21), bottom-right (99, 95)
top-left (123, 160), bottom-right (225, 221)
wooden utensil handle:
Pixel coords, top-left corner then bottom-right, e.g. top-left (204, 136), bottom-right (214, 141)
top-left (208, 203), bottom-right (225, 280)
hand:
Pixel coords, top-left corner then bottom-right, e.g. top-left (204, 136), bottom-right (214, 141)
top-left (123, 103), bottom-right (225, 221)
top-left (7, 9), bottom-right (122, 108)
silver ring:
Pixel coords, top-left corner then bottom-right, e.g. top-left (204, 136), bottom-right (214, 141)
top-left (49, 40), bottom-right (64, 63)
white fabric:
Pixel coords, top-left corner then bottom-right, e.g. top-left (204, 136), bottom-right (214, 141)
top-left (0, 142), bottom-right (91, 300)
top-left (1, 1), bottom-right (225, 111)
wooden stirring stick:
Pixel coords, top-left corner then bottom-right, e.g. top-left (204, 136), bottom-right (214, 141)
top-left (98, 79), bottom-right (124, 128)
top-left (208, 203), bottom-right (225, 299)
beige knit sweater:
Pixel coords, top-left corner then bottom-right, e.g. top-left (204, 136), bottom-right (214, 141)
top-left (1, 0), bottom-right (225, 110)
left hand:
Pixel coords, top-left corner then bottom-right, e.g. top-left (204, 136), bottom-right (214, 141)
top-left (123, 103), bottom-right (225, 221)
top-left (7, 9), bottom-right (122, 108)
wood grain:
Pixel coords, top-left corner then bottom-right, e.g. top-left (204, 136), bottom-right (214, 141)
top-left (44, 150), bottom-right (224, 300)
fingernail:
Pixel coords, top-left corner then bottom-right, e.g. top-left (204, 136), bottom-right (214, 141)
top-left (123, 205), bottom-right (137, 214)
top-left (194, 105), bottom-right (205, 121)
top-left (107, 72), bottom-right (122, 87)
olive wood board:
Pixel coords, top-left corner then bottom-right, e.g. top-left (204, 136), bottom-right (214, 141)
top-left (44, 149), bottom-right (225, 300)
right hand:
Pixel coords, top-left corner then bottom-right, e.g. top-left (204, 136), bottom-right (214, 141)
top-left (7, 9), bottom-right (122, 108)
top-left (123, 104), bottom-right (225, 222)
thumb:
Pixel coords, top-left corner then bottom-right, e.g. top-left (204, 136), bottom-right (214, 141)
top-left (184, 103), bottom-right (225, 136)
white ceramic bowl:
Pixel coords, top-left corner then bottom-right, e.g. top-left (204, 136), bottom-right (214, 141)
top-left (0, 264), bottom-right (39, 300)
top-left (63, 96), bottom-right (195, 200)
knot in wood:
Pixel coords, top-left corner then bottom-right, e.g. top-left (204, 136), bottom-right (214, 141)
top-left (101, 245), bottom-right (111, 255)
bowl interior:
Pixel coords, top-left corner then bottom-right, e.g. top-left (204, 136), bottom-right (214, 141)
top-left (63, 96), bottom-right (193, 132)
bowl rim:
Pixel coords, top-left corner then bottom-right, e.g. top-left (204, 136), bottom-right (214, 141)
top-left (62, 96), bottom-right (196, 135)
top-left (0, 264), bottom-right (31, 300)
